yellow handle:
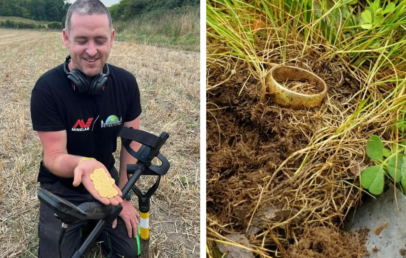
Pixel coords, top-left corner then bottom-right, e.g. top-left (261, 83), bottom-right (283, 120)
top-left (140, 212), bottom-right (149, 239)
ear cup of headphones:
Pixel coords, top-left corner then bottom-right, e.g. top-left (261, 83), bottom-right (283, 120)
top-left (67, 69), bottom-right (91, 94)
top-left (89, 73), bottom-right (108, 95)
top-left (63, 55), bottom-right (109, 95)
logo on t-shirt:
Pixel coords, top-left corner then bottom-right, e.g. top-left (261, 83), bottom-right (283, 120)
top-left (72, 118), bottom-right (94, 132)
top-left (101, 115), bottom-right (122, 128)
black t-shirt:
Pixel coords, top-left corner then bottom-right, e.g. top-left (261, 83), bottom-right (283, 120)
top-left (31, 63), bottom-right (142, 185)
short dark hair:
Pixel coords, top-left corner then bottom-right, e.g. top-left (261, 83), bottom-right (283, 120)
top-left (65, 0), bottom-right (113, 35)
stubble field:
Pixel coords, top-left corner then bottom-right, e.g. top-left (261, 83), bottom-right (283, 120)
top-left (0, 29), bottom-right (200, 257)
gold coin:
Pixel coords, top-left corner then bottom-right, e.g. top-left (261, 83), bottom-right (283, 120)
top-left (95, 168), bottom-right (105, 175)
top-left (100, 177), bottom-right (110, 184)
top-left (98, 189), bottom-right (108, 198)
top-left (106, 188), bottom-right (118, 198)
top-left (91, 168), bottom-right (118, 198)
top-left (90, 174), bottom-right (97, 181)
top-left (106, 193), bottom-right (115, 198)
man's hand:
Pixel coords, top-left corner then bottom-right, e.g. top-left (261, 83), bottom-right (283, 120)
top-left (73, 159), bottom-right (123, 206)
top-left (112, 200), bottom-right (140, 238)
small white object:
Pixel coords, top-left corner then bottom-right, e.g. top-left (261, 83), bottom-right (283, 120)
top-left (140, 217), bottom-right (149, 229)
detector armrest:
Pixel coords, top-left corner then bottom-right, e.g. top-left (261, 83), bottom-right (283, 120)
top-left (118, 127), bottom-right (169, 164)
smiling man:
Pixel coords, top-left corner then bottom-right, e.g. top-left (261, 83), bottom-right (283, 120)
top-left (30, 0), bottom-right (142, 257)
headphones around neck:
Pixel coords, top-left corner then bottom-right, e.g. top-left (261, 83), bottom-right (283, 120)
top-left (63, 55), bottom-right (110, 95)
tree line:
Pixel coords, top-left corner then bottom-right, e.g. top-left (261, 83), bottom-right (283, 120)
top-left (0, 0), bottom-right (70, 22)
top-left (109, 0), bottom-right (199, 21)
top-left (0, 0), bottom-right (199, 28)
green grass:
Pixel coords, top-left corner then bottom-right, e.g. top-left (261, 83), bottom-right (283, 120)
top-left (115, 32), bottom-right (199, 51)
top-left (0, 16), bottom-right (58, 25)
top-left (207, 0), bottom-right (406, 107)
top-left (113, 6), bottom-right (200, 51)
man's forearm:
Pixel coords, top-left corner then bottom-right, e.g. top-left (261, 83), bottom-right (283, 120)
top-left (43, 153), bottom-right (84, 178)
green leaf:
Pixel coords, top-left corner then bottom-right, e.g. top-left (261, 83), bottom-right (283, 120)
top-left (387, 154), bottom-right (404, 182)
top-left (361, 165), bottom-right (384, 195)
top-left (383, 148), bottom-right (391, 158)
top-left (366, 135), bottom-right (383, 162)
top-left (361, 166), bottom-right (378, 188)
top-left (383, 3), bottom-right (395, 14)
top-left (401, 176), bottom-right (406, 193)
top-left (367, 6), bottom-right (376, 20)
top-left (361, 10), bottom-right (372, 24)
top-left (348, 0), bottom-right (358, 5)
top-left (402, 156), bottom-right (406, 178)
top-left (369, 172), bottom-right (384, 195)
top-left (361, 24), bottom-right (373, 29)
top-left (372, 0), bottom-right (380, 11)
top-left (375, 15), bottom-right (385, 26)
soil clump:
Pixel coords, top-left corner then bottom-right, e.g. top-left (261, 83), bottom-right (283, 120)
top-left (207, 46), bottom-right (369, 256)
top-left (285, 227), bottom-right (368, 258)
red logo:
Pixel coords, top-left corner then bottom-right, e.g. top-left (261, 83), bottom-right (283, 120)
top-left (72, 118), bottom-right (93, 131)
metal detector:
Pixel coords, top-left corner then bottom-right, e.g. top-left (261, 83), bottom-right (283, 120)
top-left (37, 127), bottom-right (170, 258)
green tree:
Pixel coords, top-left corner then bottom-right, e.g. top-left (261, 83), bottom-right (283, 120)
top-left (21, 7), bottom-right (30, 18)
top-left (31, 0), bottom-right (46, 20)
top-left (10, 3), bottom-right (24, 17)
top-left (1, 7), bottom-right (12, 16)
top-left (45, 0), bottom-right (64, 21)
top-left (1, 1), bottom-right (13, 16)
top-left (61, 2), bottom-right (71, 26)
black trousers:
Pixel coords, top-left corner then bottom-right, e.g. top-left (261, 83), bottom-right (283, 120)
top-left (37, 168), bottom-right (140, 258)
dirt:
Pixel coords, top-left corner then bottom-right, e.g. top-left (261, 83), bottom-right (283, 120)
top-left (216, 233), bottom-right (255, 258)
top-left (285, 227), bottom-right (368, 258)
top-left (207, 42), bottom-right (366, 255)
top-left (373, 222), bottom-right (388, 236)
top-left (207, 58), bottom-right (357, 222)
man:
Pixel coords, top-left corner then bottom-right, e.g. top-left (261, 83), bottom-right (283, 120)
top-left (30, 0), bottom-right (141, 257)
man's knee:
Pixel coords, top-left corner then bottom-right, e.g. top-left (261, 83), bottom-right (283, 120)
top-left (113, 236), bottom-right (139, 258)
top-left (116, 243), bottom-right (139, 258)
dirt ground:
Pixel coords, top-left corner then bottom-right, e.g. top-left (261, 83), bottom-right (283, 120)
top-left (285, 227), bottom-right (368, 258)
top-left (0, 29), bottom-right (200, 257)
top-left (207, 43), bottom-right (370, 256)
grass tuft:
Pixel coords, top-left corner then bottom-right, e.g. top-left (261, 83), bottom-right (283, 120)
top-left (114, 6), bottom-right (200, 51)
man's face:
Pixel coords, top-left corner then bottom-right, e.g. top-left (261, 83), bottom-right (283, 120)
top-left (63, 13), bottom-right (114, 77)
